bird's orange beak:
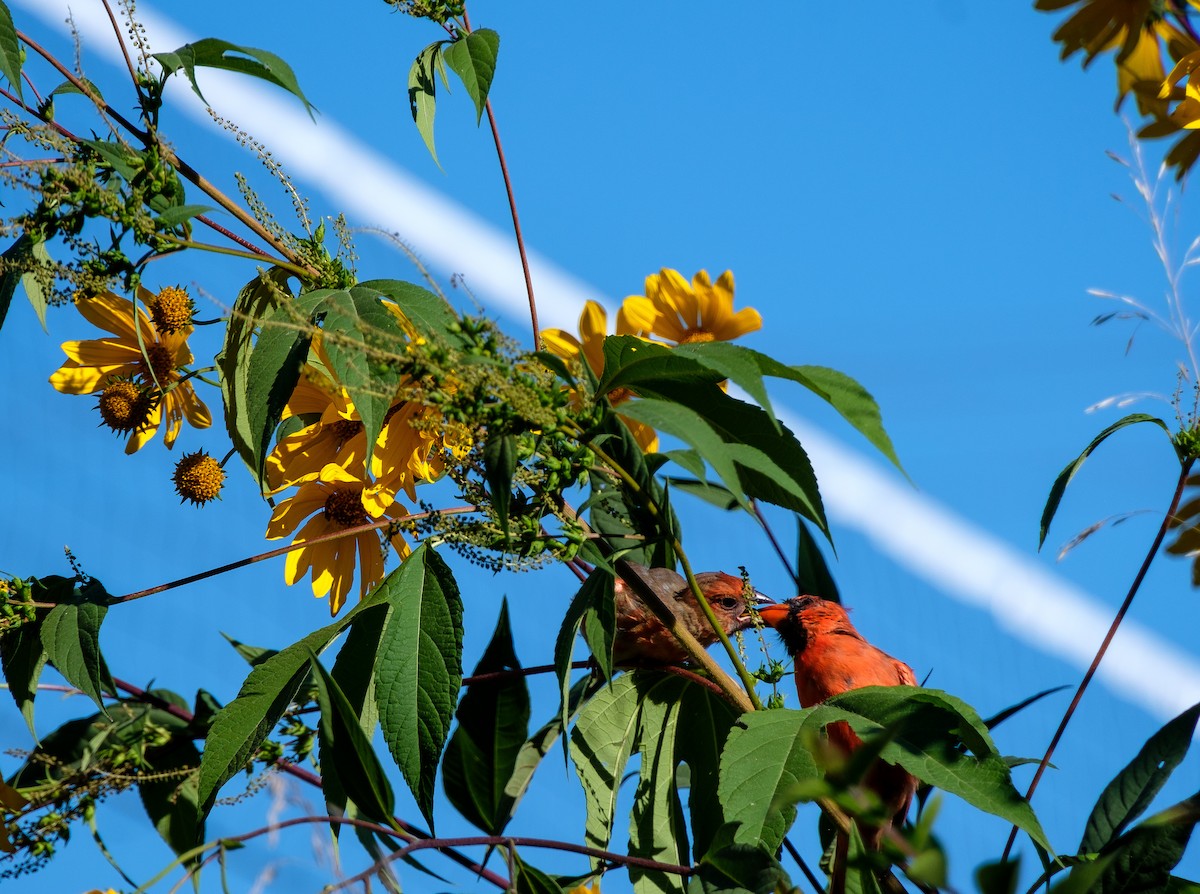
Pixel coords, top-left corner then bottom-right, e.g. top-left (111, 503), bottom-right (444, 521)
top-left (756, 603), bottom-right (790, 628)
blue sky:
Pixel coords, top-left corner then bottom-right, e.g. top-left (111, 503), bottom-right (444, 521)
top-left (2, 1), bottom-right (1199, 891)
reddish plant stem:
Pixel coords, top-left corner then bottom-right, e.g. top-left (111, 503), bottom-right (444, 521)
top-left (463, 659), bottom-right (730, 702)
top-left (194, 214), bottom-right (272, 257)
top-left (332, 832), bottom-right (693, 893)
top-left (99, 0), bottom-right (141, 93)
top-left (17, 30), bottom-right (148, 141)
top-left (110, 678), bottom-right (511, 888)
top-left (113, 506), bottom-right (477, 604)
top-left (462, 9), bottom-right (540, 347)
top-left (1000, 456), bottom-right (1195, 861)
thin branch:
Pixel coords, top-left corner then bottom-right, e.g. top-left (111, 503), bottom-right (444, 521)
top-left (194, 214), bottom-right (273, 257)
top-left (17, 30), bottom-right (147, 141)
top-left (1000, 455), bottom-right (1196, 861)
top-left (782, 837), bottom-right (824, 894)
top-left (752, 499), bottom-right (802, 591)
top-left (329, 833), bottom-right (694, 894)
top-left (99, 0), bottom-right (141, 94)
top-left (113, 506), bottom-right (478, 603)
top-left (462, 8), bottom-right (539, 347)
top-left (109, 678), bottom-right (511, 889)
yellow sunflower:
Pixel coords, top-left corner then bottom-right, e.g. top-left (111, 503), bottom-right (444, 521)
top-left (266, 362), bottom-right (368, 492)
top-left (541, 301), bottom-right (659, 452)
top-left (364, 399), bottom-right (473, 516)
top-left (49, 288), bottom-right (211, 453)
top-left (266, 462), bottom-right (411, 615)
top-left (618, 268), bottom-right (761, 345)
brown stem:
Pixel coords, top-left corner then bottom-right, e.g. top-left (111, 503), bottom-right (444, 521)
top-left (331, 833), bottom-right (693, 894)
top-left (17, 30), bottom-right (148, 141)
top-left (194, 214), bottom-right (272, 257)
top-left (6, 36), bottom-right (303, 269)
top-left (98, 0), bottom-right (141, 94)
top-left (1000, 456), bottom-right (1196, 861)
top-left (112, 506), bottom-right (478, 603)
top-left (462, 9), bottom-right (539, 347)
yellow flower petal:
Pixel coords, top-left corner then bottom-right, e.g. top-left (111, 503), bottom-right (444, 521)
top-left (616, 295), bottom-right (658, 336)
top-left (267, 485), bottom-right (330, 539)
top-left (540, 327), bottom-right (582, 362)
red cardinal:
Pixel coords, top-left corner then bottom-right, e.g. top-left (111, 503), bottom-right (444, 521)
top-left (758, 595), bottom-right (917, 848)
top-left (612, 564), bottom-right (768, 665)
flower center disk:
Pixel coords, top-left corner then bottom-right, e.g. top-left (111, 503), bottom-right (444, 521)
top-left (324, 487), bottom-right (367, 527)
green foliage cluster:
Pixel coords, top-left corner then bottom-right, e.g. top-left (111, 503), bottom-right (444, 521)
top-left (0, 2), bottom-right (1197, 893)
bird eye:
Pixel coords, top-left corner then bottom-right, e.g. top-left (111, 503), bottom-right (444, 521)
top-left (720, 596), bottom-right (738, 609)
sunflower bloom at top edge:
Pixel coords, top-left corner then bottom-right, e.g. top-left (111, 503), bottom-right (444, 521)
top-left (620, 268), bottom-right (762, 346)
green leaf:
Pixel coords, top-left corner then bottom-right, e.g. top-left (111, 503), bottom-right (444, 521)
top-left (1040, 414), bottom-right (1173, 548)
top-left (243, 300), bottom-right (316, 485)
top-left (442, 600), bottom-right (530, 834)
top-left (687, 824), bottom-right (792, 894)
top-left (23, 237), bottom-right (51, 332)
top-left (602, 338), bottom-right (902, 473)
top-left (154, 203), bottom-right (215, 230)
top-left (582, 572), bottom-right (617, 683)
top-left (373, 546), bottom-right (464, 832)
top-left (40, 603), bottom-right (113, 716)
top-left (311, 653), bottom-right (396, 824)
top-left (323, 604), bottom-right (389, 828)
top-left (844, 823), bottom-right (885, 894)
top-left (618, 398), bottom-right (752, 513)
top-left (786, 365), bottom-right (903, 473)
top-left (408, 41), bottom-right (450, 168)
top-left (138, 739), bottom-right (203, 866)
top-left (975, 858), bottom-right (1020, 894)
top-left (795, 515), bottom-right (839, 602)
top-left (0, 234), bottom-right (30, 332)
top-left (1066, 795), bottom-right (1200, 893)
top-left (800, 687), bottom-right (1052, 853)
top-left (49, 78), bottom-right (104, 101)
top-left (153, 38), bottom-right (315, 117)
top-left (572, 674), bottom-right (734, 883)
top-left (598, 336), bottom-right (724, 397)
top-left (665, 477), bottom-right (741, 510)
top-left (570, 674), bottom-right (644, 855)
top-left (1166, 877), bottom-right (1200, 893)
top-left (197, 607), bottom-right (361, 819)
top-left (220, 633), bottom-right (278, 668)
top-left (0, 620), bottom-right (48, 738)
top-left (495, 676), bottom-right (595, 834)
top-left (442, 29), bottom-right (500, 125)
top-left (217, 267), bottom-right (295, 478)
top-left (632, 379), bottom-right (829, 536)
top-left (718, 709), bottom-right (820, 853)
top-left (982, 685), bottom-right (1069, 731)
top-left (0, 0), bottom-right (21, 102)
top-left (555, 569), bottom-right (615, 735)
top-left (1080, 701), bottom-right (1200, 854)
top-left (629, 681), bottom-right (689, 894)
top-left (317, 286), bottom-right (407, 461)
top-left (508, 849), bottom-right (565, 894)
top-left (674, 681), bottom-right (741, 860)
top-left (483, 432), bottom-right (518, 538)
top-left (358, 278), bottom-right (465, 346)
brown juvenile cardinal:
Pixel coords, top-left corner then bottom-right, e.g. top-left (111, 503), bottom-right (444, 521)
top-left (758, 595), bottom-right (918, 849)
top-left (612, 564), bottom-right (767, 665)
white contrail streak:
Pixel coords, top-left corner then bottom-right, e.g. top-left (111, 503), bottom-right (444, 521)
top-left (18, 0), bottom-right (1200, 720)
